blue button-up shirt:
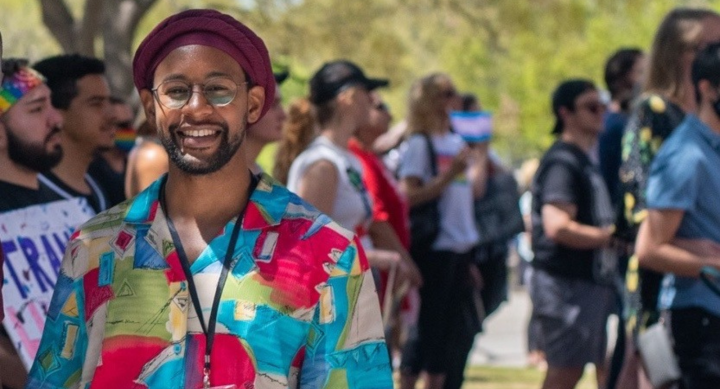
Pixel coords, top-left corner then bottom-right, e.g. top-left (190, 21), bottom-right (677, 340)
top-left (647, 114), bottom-right (720, 316)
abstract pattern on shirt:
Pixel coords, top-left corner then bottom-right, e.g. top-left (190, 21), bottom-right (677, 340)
top-left (27, 173), bottom-right (392, 389)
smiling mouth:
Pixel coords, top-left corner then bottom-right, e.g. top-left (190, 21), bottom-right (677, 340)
top-left (178, 129), bottom-right (220, 138)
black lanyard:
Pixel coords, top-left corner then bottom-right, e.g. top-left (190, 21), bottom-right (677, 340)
top-left (159, 173), bottom-right (258, 388)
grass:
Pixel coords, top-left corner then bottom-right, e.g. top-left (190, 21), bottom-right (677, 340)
top-left (396, 366), bottom-right (598, 389)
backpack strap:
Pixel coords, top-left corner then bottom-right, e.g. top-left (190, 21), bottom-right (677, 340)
top-left (421, 133), bottom-right (438, 177)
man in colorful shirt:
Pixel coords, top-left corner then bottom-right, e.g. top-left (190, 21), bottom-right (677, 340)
top-left (27, 9), bottom-right (392, 389)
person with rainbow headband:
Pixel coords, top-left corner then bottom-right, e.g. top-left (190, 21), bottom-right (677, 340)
top-left (0, 58), bottom-right (65, 389)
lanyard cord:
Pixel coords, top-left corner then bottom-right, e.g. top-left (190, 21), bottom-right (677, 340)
top-left (159, 173), bottom-right (258, 384)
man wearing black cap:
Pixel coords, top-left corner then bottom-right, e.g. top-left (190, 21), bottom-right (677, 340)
top-left (27, 10), bottom-right (392, 389)
top-left (530, 79), bottom-right (617, 389)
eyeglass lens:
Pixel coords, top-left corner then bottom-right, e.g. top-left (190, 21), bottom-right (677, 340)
top-left (155, 78), bottom-right (243, 109)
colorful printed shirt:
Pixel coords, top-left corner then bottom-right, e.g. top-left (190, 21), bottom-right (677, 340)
top-left (618, 93), bottom-right (684, 330)
top-left (618, 94), bottom-right (685, 237)
top-left (26, 174), bottom-right (392, 389)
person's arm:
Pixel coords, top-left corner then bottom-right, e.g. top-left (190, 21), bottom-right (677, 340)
top-left (295, 160), bottom-right (338, 216)
top-left (369, 221), bottom-right (423, 287)
top-left (636, 210), bottom-right (720, 277)
top-left (26, 240), bottom-right (88, 389)
top-left (541, 202), bottom-right (613, 249)
top-left (538, 160), bottom-right (612, 250)
top-left (125, 142), bottom-right (169, 198)
top-left (299, 237), bottom-right (393, 388)
top-left (399, 148), bottom-right (469, 207)
top-left (467, 142), bottom-right (490, 199)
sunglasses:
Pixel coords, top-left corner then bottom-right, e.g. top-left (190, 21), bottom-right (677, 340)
top-left (441, 89), bottom-right (458, 99)
top-left (577, 101), bottom-right (606, 114)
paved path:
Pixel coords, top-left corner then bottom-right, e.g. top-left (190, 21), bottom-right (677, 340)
top-left (468, 288), bottom-right (531, 367)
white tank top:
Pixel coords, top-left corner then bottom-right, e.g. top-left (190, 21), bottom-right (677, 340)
top-left (287, 136), bottom-right (374, 246)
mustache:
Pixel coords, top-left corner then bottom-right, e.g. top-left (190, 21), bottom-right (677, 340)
top-left (168, 120), bottom-right (228, 133)
top-left (45, 126), bottom-right (61, 142)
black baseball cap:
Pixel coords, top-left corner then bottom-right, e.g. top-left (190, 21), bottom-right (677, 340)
top-left (309, 60), bottom-right (389, 105)
top-left (551, 79), bottom-right (596, 134)
top-left (274, 70), bottom-right (289, 85)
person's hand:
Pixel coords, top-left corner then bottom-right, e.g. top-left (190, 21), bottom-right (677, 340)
top-left (368, 249), bottom-right (402, 271)
top-left (468, 263), bottom-right (484, 290)
top-left (447, 147), bottom-right (470, 177)
top-left (398, 254), bottom-right (423, 288)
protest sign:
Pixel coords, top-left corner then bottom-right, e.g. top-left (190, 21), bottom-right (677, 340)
top-left (1, 198), bottom-right (94, 368)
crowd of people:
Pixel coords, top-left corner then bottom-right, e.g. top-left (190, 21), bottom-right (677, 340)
top-left (0, 5), bottom-right (719, 389)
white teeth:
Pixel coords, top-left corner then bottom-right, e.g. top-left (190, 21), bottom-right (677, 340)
top-left (182, 129), bottom-right (215, 137)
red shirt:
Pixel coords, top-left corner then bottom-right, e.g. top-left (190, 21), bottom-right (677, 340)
top-left (348, 138), bottom-right (411, 248)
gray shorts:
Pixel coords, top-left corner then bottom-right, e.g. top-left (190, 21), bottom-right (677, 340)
top-left (529, 268), bottom-right (615, 368)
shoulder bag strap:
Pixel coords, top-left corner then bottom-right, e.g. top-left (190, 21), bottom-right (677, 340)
top-left (422, 133), bottom-right (438, 177)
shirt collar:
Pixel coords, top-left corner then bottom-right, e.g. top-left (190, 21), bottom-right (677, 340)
top-left (124, 173), bottom-right (287, 229)
top-left (688, 114), bottom-right (720, 150)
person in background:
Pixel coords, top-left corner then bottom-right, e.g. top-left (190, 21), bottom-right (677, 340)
top-left (0, 58), bottom-right (64, 389)
top-left (273, 98), bottom-right (318, 185)
top-left (287, 60), bottom-right (415, 288)
top-left (124, 119), bottom-right (169, 198)
top-left (531, 79), bottom-right (616, 389)
top-left (347, 93), bottom-right (423, 360)
top-left (397, 73), bottom-right (482, 389)
top-left (598, 47), bottom-right (645, 389)
top-left (245, 71), bottom-right (288, 174)
top-left (273, 98), bottom-right (316, 185)
top-left (516, 158), bottom-right (545, 369)
top-left (599, 48), bottom-right (644, 206)
top-left (27, 9), bottom-right (392, 388)
top-left (636, 41), bottom-right (720, 389)
top-left (88, 96), bottom-right (135, 206)
top-left (34, 54), bottom-right (115, 214)
top-left (615, 8), bottom-right (720, 389)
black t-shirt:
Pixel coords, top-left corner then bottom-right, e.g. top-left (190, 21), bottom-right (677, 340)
top-left (38, 171), bottom-right (108, 214)
top-left (0, 179), bottom-right (66, 213)
top-left (531, 141), bottom-right (611, 281)
top-left (88, 155), bottom-right (126, 207)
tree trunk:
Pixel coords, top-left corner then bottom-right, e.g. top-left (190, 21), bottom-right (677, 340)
top-left (103, 0), bottom-right (158, 101)
top-left (38, 0), bottom-right (158, 102)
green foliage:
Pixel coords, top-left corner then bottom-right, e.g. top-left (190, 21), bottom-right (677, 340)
top-left (4, 0), bottom-right (720, 167)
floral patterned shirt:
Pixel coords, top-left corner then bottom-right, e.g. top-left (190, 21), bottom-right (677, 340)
top-left (26, 174), bottom-right (392, 389)
top-left (618, 94), bottom-right (685, 237)
top-left (618, 94), bottom-right (685, 329)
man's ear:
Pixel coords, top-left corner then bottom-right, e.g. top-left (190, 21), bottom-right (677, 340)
top-left (139, 89), bottom-right (157, 126)
top-left (558, 106), bottom-right (572, 123)
top-left (336, 87), bottom-right (355, 107)
top-left (698, 79), bottom-right (716, 103)
top-left (247, 86), bottom-right (265, 124)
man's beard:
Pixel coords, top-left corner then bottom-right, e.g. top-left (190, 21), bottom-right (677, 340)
top-left (160, 117), bottom-right (246, 175)
top-left (6, 125), bottom-right (63, 172)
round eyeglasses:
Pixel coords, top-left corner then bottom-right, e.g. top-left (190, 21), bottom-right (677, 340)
top-left (152, 78), bottom-right (248, 109)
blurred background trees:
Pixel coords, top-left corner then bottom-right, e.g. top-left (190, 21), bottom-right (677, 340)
top-left (0, 0), bottom-right (714, 165)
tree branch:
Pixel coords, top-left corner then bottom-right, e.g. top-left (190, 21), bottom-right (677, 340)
top-left (38, 0), bottom-right (76, 53)
top-left (77, 0), bottom-right (105, 56)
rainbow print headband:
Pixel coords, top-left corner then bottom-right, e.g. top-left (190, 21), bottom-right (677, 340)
top-left (0, 67), bottom-right (46, 115)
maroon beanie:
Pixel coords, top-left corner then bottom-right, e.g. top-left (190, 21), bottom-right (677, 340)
top-left (133, 9), bottom-right (275, 118)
